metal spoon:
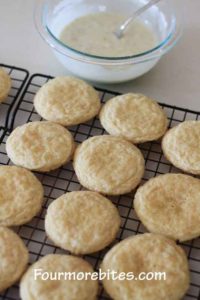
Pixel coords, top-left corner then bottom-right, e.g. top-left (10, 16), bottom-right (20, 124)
top-left (114, 0), bottom-right (162, 39)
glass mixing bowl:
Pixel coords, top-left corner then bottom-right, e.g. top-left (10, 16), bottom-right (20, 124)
top-left (35, 0), bottom-right (182, 83)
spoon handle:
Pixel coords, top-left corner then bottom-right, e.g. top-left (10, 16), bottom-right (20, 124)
top-left (115, 0), bottom-right (161, 38)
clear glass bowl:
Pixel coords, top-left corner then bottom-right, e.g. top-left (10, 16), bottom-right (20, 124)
top-left (35, 0), bottom-right (182, 83)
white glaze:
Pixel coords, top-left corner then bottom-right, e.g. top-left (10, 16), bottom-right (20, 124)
top-left (59, 13), bottom-right (157, 57)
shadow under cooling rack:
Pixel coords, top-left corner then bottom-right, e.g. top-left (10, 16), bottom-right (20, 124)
top-left (0, 73), bottom-right (200, 300)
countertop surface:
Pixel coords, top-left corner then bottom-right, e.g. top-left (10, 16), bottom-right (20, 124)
top-left (0, 0), bottom-right (200, 111)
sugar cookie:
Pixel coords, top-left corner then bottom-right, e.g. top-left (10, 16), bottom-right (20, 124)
top-left (6, 121), bottom-right (75, 172)
top-left (73, 135), bottom-right (144, 195)
top-left (45, 191), bottom-right (121, 254)
top-left (0, 68), bottom-right (11, 102)
top-left (101, 233), bottom-right (189, 300)
top-left (100, 93), bottom-right (168, 143)
top-left (0, 227), bottom-right (28, 292)
top-left (0, 166), bottom-right (43, 226)
top-left (34, 76), bottom-right (101, 126)
top-left (20, 254), bottom-right (98, 300)
top-left (162, 121), bottom-right (200, 174)
top-left (134, 173), bottom-right (200, 241)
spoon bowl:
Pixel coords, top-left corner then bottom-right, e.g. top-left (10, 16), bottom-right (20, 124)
top-left (35, 0), bottom-right (182, 83)
top-left (114, 0), bottom-right (162, 39)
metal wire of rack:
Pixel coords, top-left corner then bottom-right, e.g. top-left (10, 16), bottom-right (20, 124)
top-left (0, 64), bottom-right (29, 136)
top-left (0, 73), bottom-right (200, 300)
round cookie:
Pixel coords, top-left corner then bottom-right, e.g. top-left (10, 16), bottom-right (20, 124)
top-left (73, 135), bottom-right (145, 195)
top-left (0, 68), bottom-right (11, 102)
top-left (20, 254), bottom-right (98, 300)
top-left (101, 233), bottom-right (189, 300)
top-left (34, 76), bottom-right (101, 126)
top-left (162, 121), bottom-right (200, 174)
top-left (45, 191), bottom-right (121, 254)
top-left (0, 227), bottom-right (29, 292)
top-left (0, 166), bottom-right (44, 226)
top-left (99, 93), bottom-right (168, 144)
top-left (6, 121), bottom-right (75, 172)
top-left (134, 173), bottom-right (200, 242)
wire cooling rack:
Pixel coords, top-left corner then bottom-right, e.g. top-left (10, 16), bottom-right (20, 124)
top-left (0, 64), bottom-right (29, 135)
top-left (0, 73), bottom-right (200, 300)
